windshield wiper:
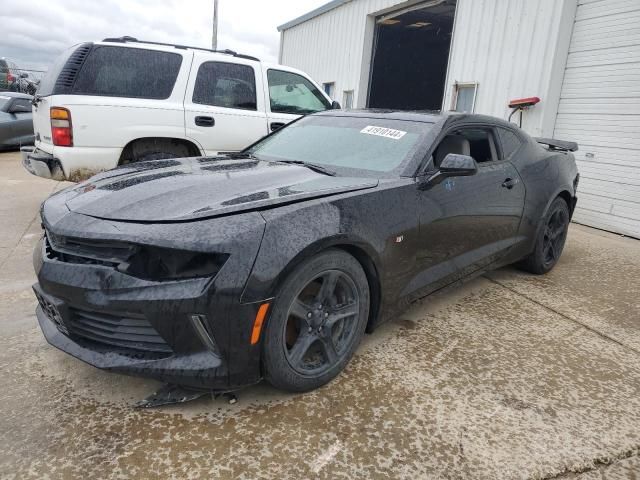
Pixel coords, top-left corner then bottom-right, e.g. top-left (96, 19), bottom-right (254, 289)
top-left (274, 160), bottom-right (336, 176)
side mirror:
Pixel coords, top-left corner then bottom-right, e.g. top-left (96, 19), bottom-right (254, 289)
top-left (331, 101), bottom-right (341, 110)
top-left (9, 103), bottom-right (31, 114)
top-left (422, 153), bottom-right (477, 187)
top-left (439, 153), bottom-right (478, 176)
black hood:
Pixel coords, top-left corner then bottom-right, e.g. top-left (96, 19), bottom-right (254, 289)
top-left (64, 157), bottom-right (378, 222)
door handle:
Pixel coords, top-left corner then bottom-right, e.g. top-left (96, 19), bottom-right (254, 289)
top-left (502, 178), bottom-right (516, 189)
top-left (270, 122), bottom-right (285, 132)
top-left (195, 116), bottom-right (215, 127)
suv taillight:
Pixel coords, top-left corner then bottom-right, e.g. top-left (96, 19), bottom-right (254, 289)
top-left (50, 107), bottom-right (73, 147)
top-left (7, 73), bottom-right (15, 83)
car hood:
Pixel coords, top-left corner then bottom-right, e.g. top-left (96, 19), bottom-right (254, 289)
top-left (64, 157), bottom-right (378, 222)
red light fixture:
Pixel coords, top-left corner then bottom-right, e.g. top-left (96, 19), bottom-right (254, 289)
top-left (508, 96), bottom-right (541, 109)
top-left (508, 97), bottom-right (541, 126)
top-left (50, 107), bottom-right (73, 147)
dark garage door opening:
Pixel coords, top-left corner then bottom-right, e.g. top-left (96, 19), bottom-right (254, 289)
top-left (368, 1), bottom-right (456, 110)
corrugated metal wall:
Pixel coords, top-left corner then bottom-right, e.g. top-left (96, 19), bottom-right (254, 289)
top-left (280, 0), bottom-right (576, 137)
top-left (553, 0), bottom-right (640, 238)
top-left (280, 0), bottom-right (406, 107)
top-left (443, 0), bottom-right (576, 137)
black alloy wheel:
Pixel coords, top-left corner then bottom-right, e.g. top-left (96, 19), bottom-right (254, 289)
top-left (519, 197), bottom-right (570, 274)
top-left (263, 250), bottom-right (370, 392)
top-left (542, 206), bottom-right (569, 269)
top-left (284, 270), bottom-right (360, 375)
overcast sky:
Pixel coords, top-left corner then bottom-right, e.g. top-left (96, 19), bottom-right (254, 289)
top-left (2, 0), bottom-right (327, 73)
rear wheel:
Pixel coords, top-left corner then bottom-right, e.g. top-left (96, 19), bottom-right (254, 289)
top-left (263, 250), bottom-right (370, 392)
top-left (120, 139), bottom-right (198, 164)
top-left (519, 197), bottom-right (570, 274)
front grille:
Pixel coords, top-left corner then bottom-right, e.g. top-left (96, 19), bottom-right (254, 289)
top-left (67, 308), bottom-right (172, 354)
top-left (44, 230), bottom-right (135, 267)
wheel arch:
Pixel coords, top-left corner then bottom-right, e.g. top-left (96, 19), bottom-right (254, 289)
top-left (118, 137), bottom-right (203, 164)
top-left (263, 237), bottom-right (383, 334)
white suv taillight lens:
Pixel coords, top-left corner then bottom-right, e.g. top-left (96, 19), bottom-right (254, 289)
top-left (50, 107), bottom-right (73, 147)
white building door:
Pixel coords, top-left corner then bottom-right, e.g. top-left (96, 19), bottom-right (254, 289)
top-left (554, 0), bottom-right (640, 238)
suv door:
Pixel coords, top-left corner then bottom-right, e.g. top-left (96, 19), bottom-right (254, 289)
top-left (184, 55), bottom-right (268, 155)
top-left (263, 68), bottom-right (332, 133)
top-left (415, 125), bottom-right (525, 289)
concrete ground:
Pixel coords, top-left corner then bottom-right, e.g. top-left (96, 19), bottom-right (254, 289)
top-left (1, 150), bottom-right (639, 479)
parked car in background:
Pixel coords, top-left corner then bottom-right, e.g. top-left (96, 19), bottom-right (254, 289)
top-left (9, 72), bottom-right (40, 96)
top-left (0, 59), bottom-right (11, 91)
top-left (32, 110), bottom-right (578, 393)
top-left (0, 92), bottom-right (34, 149)
top-left (22, 36), bottom-right (337, 181)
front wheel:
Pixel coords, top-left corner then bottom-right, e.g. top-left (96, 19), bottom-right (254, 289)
top-left (518, 197), bottom-right (570, 274)
top-left (263, 250), bottom-right (370, 392)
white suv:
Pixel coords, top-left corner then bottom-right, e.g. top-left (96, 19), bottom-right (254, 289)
top-left (23, 36), bottom-right (337, 181)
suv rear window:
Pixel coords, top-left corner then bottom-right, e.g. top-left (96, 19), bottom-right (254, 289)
top-left (72, 46), bottom-right (182, 99)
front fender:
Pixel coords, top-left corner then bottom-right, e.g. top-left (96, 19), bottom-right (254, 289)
top-left (241, 199), bottom-right (385, 304)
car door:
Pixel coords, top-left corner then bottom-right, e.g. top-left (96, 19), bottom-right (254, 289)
top-left (415, 125), bottom-right (525, 292)
top-left (262, 67), bottom-right (332, 133)
top-left (184, 54), bottom-right (268, 155)
top-left (8, 98), bottom-right (33, 144)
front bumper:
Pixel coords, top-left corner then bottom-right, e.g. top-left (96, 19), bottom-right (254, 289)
top-left (36, 302), bottom-right (224, 386)
top-left (21, 146), bottom-right (64, 180)
top-left (33, 203), bottom-right (268, 390)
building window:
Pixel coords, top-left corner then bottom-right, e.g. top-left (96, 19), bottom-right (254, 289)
top-left (452, 82), bottom-right (478, 113)
top-left (323, 82), bottom-right (335, 99)
top-left (343, 90), bottom-right (354, 109)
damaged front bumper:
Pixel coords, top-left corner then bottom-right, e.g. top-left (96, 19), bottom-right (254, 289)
top-left (33, 199), bottom-right (268, 390)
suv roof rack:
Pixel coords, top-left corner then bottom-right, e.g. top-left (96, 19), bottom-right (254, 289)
top-left (101, 36), bottom-right (260, 62)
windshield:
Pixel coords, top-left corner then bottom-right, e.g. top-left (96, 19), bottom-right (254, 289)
top-left (247, 115), bottom-right (431, 174)
top-left (0, 96), bottom-right (10, 110)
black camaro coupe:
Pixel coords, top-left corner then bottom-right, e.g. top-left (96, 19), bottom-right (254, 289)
top-left (33, 110), bottom-right (579, 393)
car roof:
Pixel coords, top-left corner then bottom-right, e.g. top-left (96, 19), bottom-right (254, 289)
top-left (313, 109), bottom-right (517, 128)
top-left (0, 91), bottom-right (32, 99)
top-left (314, 109), bottom-right (443, 123)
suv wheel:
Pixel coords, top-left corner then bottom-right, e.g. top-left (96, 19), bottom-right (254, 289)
top-left (263, 249), bottom-right (370, 392)
top-left (122, 139), bottom-right (195, 164)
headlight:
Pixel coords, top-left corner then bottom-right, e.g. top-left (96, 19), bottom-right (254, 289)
top-left (119, 246), bottom-right (229, 281)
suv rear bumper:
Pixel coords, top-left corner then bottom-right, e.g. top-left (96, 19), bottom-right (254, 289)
top-left (21, 146), bottom-right (64, 180)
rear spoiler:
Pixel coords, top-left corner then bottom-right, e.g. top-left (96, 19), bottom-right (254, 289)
top-left (534, 137), bottom-right (578, 152)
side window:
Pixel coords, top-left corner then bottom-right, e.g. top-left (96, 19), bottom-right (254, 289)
top-left (433, 128), bottom-right (498, 167)
top-left (193, 62), bottom-right (257, 111)
top-left (497, 127), bottom-right (523, 159)
top-left (267, 69), bottom-right (331, 115)
top-left (72, 46), bottom-right (182, 99)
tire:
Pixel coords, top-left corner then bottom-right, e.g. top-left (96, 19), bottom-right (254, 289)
top-left (518, 197), bottom-right (570, 275)
top-left (263, 249), bottom-right (370, 392)
top-left (122, 139), bottom-right (195, 164)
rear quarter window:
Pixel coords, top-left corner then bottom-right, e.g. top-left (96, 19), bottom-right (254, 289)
top-left (71, 46), bottom-right (182, 99)
top-left (497, 127), bottom-right (524, 159)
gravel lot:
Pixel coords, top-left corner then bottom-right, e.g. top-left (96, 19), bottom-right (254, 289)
top-left (1, 150), bottom-right (639, 479)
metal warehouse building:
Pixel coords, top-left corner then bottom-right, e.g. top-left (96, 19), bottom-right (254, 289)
top-left (278, 0), bottom-right (640, 238)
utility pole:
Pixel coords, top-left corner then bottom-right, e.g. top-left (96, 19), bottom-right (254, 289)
top-left (211, 0), bottom-right (219, 50)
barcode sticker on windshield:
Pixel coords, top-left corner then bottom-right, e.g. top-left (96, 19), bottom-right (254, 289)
top-left (360, 126), bottom-right (407, 140)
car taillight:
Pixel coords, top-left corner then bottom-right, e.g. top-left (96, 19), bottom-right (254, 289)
top-left (7, 73), bottom-right (14, 82)
top-left (50, 107), bottom-right (73, 147)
